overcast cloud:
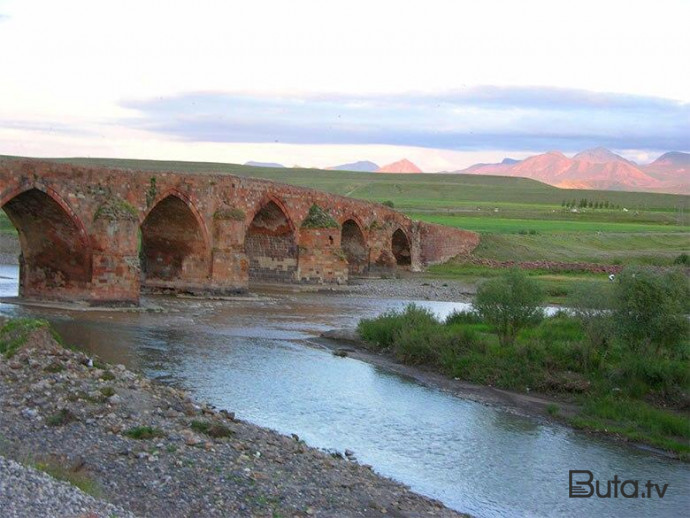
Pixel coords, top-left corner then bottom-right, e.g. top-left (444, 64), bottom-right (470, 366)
top-left (122, 88), bottom-right (689, 153)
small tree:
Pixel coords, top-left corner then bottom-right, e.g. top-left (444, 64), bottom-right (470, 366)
top-left (473, 269), bottom-right (545, 346)
top-left (568, 281), bottom-right (614, 350)
top-left (613, 268), bottom-right (690, 355)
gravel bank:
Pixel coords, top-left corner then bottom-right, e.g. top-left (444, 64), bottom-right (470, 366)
top-left (346, 276), bottom-right (475, 303)
top-left (0, 322), bottom-right (465, 517)
top-left (0, 455), bottom-right (135, 518)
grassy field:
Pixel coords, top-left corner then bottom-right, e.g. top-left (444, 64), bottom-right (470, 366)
top-left (1, 155), bottom-right (688, 274)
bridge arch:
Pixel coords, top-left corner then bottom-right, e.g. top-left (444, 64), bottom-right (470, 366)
top-left (140, 190), bottom-right (211, 290)
top-left (0, 186), bottom-right (92, 298)
top-left (340, 216), bottom-right (369, 274)
top-left (245, 196), bottom-right (298, 283)
top-left (392, 227), bottom-right (412, 266)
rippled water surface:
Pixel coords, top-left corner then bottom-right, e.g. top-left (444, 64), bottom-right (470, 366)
top-left (1, 264), bottom-right (687, 517)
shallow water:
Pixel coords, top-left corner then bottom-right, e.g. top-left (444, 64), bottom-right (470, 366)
top-left (1, 264), bottom-right (687, 517)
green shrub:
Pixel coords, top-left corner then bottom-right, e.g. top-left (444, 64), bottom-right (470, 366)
top-left (190, 420), bottom-right (233, 438)
top-left (445, 310), bottom-right (482, 326)
top-left (358, 304), bottom-right (439, 350)
top-left (393, 321), bottom-right (446, 365)
top-left (568, 281), bottom-right (615, 350)
top-left (46, 408), bottom-right (76, 427)
top-left (674, 253), bottom-right (689, 265)
top-left (301, 204), bottom-right (339, 228)
top-left (124, 426), bottom-right (166, 440)
top-left (382, 200), bottom-right (395, 208)
top-left (613, 267), bottom-right (690, 354)
top-left (473, 269), bottom-right (545, 346)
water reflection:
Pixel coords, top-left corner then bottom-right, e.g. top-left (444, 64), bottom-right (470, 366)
top-left (0, 265), bottom-right (687, 518)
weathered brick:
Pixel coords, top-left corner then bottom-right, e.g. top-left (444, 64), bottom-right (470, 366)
top-left (0, 159), bottom-right (478, 305)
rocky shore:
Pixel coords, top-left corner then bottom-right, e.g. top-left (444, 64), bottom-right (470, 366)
top-left (0, 320), bottom-right (465, 517)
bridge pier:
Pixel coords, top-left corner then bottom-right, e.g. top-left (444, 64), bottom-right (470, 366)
top-left (210, 212), bottom-right (250, 294)
top-left (90, 201), bottom-right (141, 305)
top-left (297, 227), bottom-right (348, 284)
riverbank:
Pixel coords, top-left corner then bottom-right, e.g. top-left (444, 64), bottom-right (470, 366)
top-left (316, 329), bottom-right (580, 422)
top-left (318, 321), bottom-right (689, 461)
top-left (0, 319), bottom-right (465, 517)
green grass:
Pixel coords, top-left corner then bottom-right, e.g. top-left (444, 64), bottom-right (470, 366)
top-left (571, 397), bottom-right (690, 457)
top-left (408, 213), bottom-right (690, 234)
top-left (46, 408), bottom-right (77, 427)
top-left (190, 419), bottom-right (233, 438)
top-left (0, 318), bottom-right (53, 358)
top-left (32, 458), bottom-right (103, 496)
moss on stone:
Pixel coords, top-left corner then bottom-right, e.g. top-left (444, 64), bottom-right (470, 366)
top-left (94, 199), bottom-right (138, 222)
top-left (301, 204), bottom-right (339, 229)
top-left (214, 207), bottom-right (246, 221)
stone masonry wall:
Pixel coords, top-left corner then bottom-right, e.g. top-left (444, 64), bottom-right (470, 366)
top-left (0, 159), bottom-right (479, 304)
top-left (417, 222), bottom-right (481, 266)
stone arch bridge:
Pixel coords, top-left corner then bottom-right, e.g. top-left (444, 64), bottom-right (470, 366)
top-left (0, 159), bottom-right (479, 305)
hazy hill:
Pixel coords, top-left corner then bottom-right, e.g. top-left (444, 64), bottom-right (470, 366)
top-left (329, 160), bottom-right (379, 172)
top-left (245, 161), bottom-right (285, 168)
top-left (642, 152), bottom-right (690, 183)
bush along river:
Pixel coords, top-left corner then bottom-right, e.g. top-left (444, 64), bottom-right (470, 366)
top-left (0, 264), bottom-right (688, 517)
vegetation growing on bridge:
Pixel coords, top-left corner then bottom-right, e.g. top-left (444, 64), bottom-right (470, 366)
top-left (93, 199), bottom-right (138, 221)
top-left (213, 207), bottom-right (246, 221)
top-left (357, 268), bottom-right (690, 458)
top-left (301, 204), bottom-right (339, 229)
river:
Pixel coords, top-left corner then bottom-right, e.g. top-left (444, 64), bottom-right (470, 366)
top-left (0, 264), bottom-right (687, 517)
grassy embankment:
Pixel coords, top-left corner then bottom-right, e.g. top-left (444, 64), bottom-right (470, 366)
top-left (357, 269), bottom-right (690, 458)
top-left (1, 155), bottom-right (688, 302)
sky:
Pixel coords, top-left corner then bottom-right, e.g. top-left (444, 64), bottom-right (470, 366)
top-left (0, 0), bottom-right (688, 171)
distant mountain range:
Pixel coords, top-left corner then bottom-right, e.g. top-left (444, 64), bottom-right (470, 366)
top-left (455, 148), bottom-right (689, 194)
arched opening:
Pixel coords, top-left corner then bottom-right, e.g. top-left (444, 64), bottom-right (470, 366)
top-left (140, 195), bottom-right (209, 289)
top-left (341, 219), bottom-right (368, 275)
top-left (245, 200), bottom-right (297, 283)
top-left (1, 188), bottom-right (91, 298)
top-left (392, 228), bottom-right (411, 266)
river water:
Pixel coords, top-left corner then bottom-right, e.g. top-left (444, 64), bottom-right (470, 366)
top-left (0, 264), bottom-right (687, 517)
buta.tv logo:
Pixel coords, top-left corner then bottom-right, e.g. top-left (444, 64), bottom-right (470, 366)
top-left (569, 470), bottom-right (669, 499)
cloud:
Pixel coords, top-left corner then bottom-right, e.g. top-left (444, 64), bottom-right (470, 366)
top-left (0, 119), bottom-right (95, 137)
top-left (121, 87), bottom-right (690, 153)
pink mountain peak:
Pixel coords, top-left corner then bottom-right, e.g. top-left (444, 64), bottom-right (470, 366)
top-left (376, 159), bottom-right (422, 174)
